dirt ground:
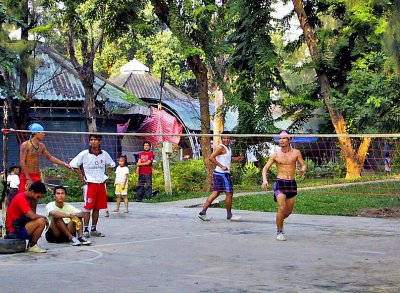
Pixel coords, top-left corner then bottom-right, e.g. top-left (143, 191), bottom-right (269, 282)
top-left (358, 207), bottom-right (400, 219)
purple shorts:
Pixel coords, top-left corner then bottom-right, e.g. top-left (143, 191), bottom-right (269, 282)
top-left (213, 171), bottom-right (233, 192)
top-left (273, 179), bottom-right (297, 202)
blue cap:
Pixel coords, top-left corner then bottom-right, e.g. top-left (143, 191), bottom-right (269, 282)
top-left (28, 123), bottom-right (45, 134)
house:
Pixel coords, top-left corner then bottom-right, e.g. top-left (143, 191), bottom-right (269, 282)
top-left (109, 59), bottom-right (238, 158)
top-left (0, 45), bottom-right (150, 168)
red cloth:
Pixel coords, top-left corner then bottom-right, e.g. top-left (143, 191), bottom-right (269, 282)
top-left (19, 172), bottom-right (42, 192)
top-left (6, 192), bottom-right (31, 233)
top-left (138, 151), bottom-right (154, 175)
top-left (137, 107), bottom-right (183, 146)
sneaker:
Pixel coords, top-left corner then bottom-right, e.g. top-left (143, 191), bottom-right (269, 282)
top-left (198, 214), bottom-right (210, 221)
top-left (28, 243), bottom-right (47, 253)
top-left (90, 230), bottom-right (105, 237)
top-left (78, 237), bottom-right (92, 245)
top-left (227, 215), bottom-right (241, 221)
top-left (70, 237), bottom-right (81, 246)
top-left (83, 231), bottom-right (90, 238)
top-left (276, 232), bottom-right (287, 241)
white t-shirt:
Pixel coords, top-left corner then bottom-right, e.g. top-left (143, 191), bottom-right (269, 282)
top-left (46, 201), bottom-right (81, 225)
top-left (7, 174), bottom-right (20, 189)
top-left (69, 149), bottom-right (116, 183)
top-left (215, 144), bottom-right (232, 173)
top-left (115, 166), bottom-right (129, 184)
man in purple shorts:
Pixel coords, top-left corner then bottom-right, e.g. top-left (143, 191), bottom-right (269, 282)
top-left (261, 130), bottom-right (306, 241)
top-left (198, 135), bottom-right (244, 221)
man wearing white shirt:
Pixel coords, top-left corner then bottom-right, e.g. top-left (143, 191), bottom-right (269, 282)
top-left (69, 134), bottom-right (116, 238)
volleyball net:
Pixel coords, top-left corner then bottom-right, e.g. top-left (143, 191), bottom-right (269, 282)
top-left (1, 130), bottom-right (399, 198)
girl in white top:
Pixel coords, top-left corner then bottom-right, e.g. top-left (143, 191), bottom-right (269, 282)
top-left (6, 166), bottom-right (20, 204)
top-left (114, 156), bottom-right (130, 213)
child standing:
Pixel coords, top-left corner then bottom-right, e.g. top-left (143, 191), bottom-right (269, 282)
top-left (384, 152), bottom-right (392, 175)
top-left (114, 156), bottom-right (129, 213)
top-left (6, 166), bottom-right (20, 205)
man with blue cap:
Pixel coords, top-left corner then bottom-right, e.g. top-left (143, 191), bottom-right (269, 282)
top-left (19, 123), bottom-right (72, 212)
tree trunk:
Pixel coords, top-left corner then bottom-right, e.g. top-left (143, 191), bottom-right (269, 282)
top-left (292, 0), bottom-right (371, 179)
top-left (209, 63), bottom-right (224, 149)
top-left (188, 55), bottom-right (213, 191)
top-left (81, 72), bottom-right (97, 133)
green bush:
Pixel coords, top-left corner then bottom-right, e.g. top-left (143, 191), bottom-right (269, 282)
top-left (240, 162), bottom-right (260, 186)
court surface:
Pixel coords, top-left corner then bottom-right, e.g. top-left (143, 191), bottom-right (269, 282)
top-left (0, 198), bottom-right (399, 293)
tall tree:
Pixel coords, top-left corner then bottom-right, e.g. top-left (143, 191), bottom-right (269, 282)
top-left (2, 0), bottom-right (40, 130)
top-left (289, 0), bottom-right (398, 179)
top-left (151, 0), bottom-right (228, 190)
top-left (43, 0), bottom-right (146, 131)
top-left (227, 0), bottom-right (281, 134)
top-left (384, 1), bottom-right (400, 75)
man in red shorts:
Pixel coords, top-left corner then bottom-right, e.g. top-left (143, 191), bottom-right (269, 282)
top-left (69, 134), bottom-right (115, 238)
top-left (19, 123), bottom-right (72, 211)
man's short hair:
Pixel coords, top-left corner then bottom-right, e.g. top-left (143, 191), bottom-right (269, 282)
top-left (28, 181), bottom-right (47, 194)
top-left (143, 141), bottom-right (151, 147)
top-left (53, 185), bottom-right (67, 195)
top-left (89, 134), bottom-right (102, 141)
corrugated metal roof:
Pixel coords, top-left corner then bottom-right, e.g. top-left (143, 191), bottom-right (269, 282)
top-left (109, 71), bottom-right (238, 131)
top-left (3, 45), bottom-right (149, 114)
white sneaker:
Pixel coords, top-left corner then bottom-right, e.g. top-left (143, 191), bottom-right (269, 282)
top-left (70, 237), bottom-right (81, 246)
top-left (83, 231), bottom-right (90, 238)
top-left (198, 214), bottom-right (210, 221)
top-left (28, 243), bottom-right (47, 253)
top-left (228, 215), bottom-right (241, 222)
top-left (276, 233), bottom-right (287, 241)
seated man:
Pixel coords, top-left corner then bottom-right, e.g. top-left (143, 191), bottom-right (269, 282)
top-left (5, 181), bottom-right (48, 253)
top-left (45, 186), bottom-right (91, 246)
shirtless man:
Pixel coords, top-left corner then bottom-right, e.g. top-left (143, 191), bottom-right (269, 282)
top-left (261, 130), bottom-right (306, 241)
top-left (19, 123), bottom-right (72, 211)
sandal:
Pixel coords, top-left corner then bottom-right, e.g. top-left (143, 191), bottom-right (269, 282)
top-left (90, 230), bottom-right (105, 237)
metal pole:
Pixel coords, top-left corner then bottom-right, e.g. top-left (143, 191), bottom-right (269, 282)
top-left (158, 67), bottom-right (172, 194)
top-left (2, 99), bottom-right (9, 236)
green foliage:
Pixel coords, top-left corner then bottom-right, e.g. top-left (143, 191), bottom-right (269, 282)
top-left (227, 0), bottom-right (279, 133)
top-left (240, 162), bottom-right (260, 186)
top-left (229, 181), bottom-right (400, 216)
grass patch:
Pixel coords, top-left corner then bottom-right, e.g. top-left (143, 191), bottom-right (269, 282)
top-left (223, 181), bottom-right (400, 216)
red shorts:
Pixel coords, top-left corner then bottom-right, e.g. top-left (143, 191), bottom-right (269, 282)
top-left (83, 183), bottom-right (108, 210)
top-left (19, 172), bottom-right (42, 192)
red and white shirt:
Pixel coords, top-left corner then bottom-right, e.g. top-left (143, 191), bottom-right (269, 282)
top-left (70, 149), bottom-right (116, 183)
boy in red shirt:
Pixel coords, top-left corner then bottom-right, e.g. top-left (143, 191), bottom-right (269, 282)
top-left (136, 141), bottom-right (155, 201)
top-left (6, 181), bottom-right (48, 253)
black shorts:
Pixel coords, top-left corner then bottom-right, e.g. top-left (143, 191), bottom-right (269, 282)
top-left (273, 179), bottom-right (297, 202)
top-left (45, 228), bottom-right (74, 243)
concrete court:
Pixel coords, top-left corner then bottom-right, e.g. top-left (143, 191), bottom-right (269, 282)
top-left (0, 198), bottom-right (399, 293)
